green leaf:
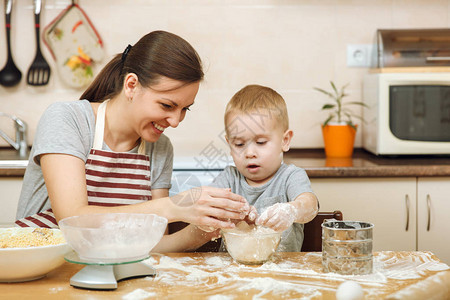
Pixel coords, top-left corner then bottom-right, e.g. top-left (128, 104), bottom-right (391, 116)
top-left (351, 114), bottom-right (365, 123)
top-left (314, 81), bottom-right (366, 126)
top-left (341, 83), bottom-right (350, 93)
top-left (343, 111), bottom-right (352, 120)
top-left (330, 81), bottom-right (338, 94)
top-left (313, 87), bottom-right (334, 98)
top-left (321, 104), bottom-right (335, 110)
top-left (342, 101), bottom-right (369, 108)
top-left (348, 122), bottom-right (357, 130)
top-left (323, 115), bottom-right (334, 127)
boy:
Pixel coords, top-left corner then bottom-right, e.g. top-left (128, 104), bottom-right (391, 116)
top-left (211, 84), bottom-right (319, 251)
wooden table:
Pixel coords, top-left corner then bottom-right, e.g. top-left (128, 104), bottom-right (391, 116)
top-left (1, 251), bottom-right (449, 299)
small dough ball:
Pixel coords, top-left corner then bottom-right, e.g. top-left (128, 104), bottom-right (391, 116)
top-left (235, 221), bottom-right (253, 232)
top-left (197, 225), bottom-right (215, 232)
top-left (336, 281), bottom-right (364, 300)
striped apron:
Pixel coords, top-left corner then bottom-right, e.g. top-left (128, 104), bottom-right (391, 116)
top-left (16, 100), bottom-right (152, 228)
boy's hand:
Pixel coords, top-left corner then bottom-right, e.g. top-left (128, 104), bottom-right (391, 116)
top-left (255, 203), bottom-right (297, 232)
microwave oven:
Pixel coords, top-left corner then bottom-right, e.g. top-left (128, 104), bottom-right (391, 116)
top-left (363, 72), bottom-right (450, 155)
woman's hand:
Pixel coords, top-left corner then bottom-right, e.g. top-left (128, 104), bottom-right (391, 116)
top-left (255, 203), bottom-right (297, 232)
top-left (197, 205), bottom-right (257, 232)
top-left (154, 225), bottom-right (221, 253)
top-left (245, 205), bottom-right (258, 224)
top-left (170, 186), bottom-right (250, 230)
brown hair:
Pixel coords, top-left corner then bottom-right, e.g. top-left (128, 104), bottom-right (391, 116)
top-left (80, 31), bottom-right (204, 101)
top-left (224, 84), bottom-right (289, 134)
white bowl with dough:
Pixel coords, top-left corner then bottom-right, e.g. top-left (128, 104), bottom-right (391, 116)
top-left (221, 221), bottom-right (282, 264)
top-left (59, 213), bottom-right (168, 263)
top-left (0, 227), bottom-right (70, 282)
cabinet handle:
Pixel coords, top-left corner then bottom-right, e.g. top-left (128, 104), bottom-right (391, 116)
top-left (426, 194), bottom-right (431, 231)
top-left (426, 56), bottom-right (450, 62)
top-left (405, 194), bottom-right (410, 231)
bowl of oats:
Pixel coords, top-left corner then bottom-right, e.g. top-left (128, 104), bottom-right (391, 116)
top-left (0, 227), bottom-right (70, 282)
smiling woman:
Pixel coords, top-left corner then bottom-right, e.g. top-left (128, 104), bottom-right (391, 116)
top-left (15, 30), bottom-right (250, 253)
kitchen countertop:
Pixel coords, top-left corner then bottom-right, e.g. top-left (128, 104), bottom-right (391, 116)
top-left (0, 148), bottom-right (29, 177)
top-left (284, 148), bottom-right (450, 178)
top-left (2, 148), bottom-right (450, 178)
top-left (1, 251), bottom-right (449, 299)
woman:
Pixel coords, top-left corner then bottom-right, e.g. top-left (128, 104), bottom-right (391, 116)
top-left (15, 31), bottom-right (249, 251)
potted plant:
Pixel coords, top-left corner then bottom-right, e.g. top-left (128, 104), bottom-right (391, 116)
top-left (313, 81), bottom-right (366, 158)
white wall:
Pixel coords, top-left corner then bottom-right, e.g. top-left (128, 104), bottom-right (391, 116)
top-left (1, 0), bottom-right (449, 160)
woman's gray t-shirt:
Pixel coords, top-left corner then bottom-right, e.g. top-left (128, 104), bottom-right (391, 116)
top-left (16, 100), bottom-right (173, 219)
top-left (211, 163), bottom-right (314, 252)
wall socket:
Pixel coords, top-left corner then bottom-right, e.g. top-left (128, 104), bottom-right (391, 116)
top-left (347, 44), bottom-right (373, 67)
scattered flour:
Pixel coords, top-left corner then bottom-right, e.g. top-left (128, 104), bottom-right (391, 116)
top-left (375, 251), bottom-right (449, 280)
top-left (238, 277), bottom-right (321, 298)
top-left (205, 256), bottom-right (231, 267)
top-left (122, 288), bottom-right (156, 300)
top-left (208, 295), bottom-right (234, 300)
top-left (48, 287), bottom-right (65, 294)
top-left (141, 251), bottom-right (449, 299)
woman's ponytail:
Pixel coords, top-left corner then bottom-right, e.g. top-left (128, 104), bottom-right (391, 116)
top-left (79, 54), bottom-right (123, 102)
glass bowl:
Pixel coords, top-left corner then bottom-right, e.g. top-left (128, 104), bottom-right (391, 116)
top-left (221, 222), bottom-right (282, 265)
top-left (58, 213), bottom-right (167, 263)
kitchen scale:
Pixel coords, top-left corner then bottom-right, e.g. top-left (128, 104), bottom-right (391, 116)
top-left (64, 251), bottom-right (156, 290)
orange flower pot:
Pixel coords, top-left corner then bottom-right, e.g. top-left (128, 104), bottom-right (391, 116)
top-left (322, 124), bottom-right (357, 158)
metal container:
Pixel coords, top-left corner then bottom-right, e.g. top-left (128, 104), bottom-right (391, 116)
top-left (376, 28), bottom-right (450, 67)
top-left (322, 221), bottom-right (374, 275)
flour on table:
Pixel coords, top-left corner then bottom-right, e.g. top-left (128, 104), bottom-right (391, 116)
top-left (205, 256), bottom-right (231, 267)
top-left (142, 251), bottom-right (448, 299)
top-left (208, 295), bottom-right (234, 300)
top-left (238, 277), bottom-right (321, 298)
top-left (375, 251), bottom-right (449, 280)
top-left (122, 288), bottom-right (156, 300)
top-left (49, 287), bottom-right (65, 294)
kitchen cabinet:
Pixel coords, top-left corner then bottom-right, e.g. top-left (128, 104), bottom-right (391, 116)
top-left (0, 177), bottom-right (23, 225)
top-left (417, 177), bottom-right (450, 265)
top-left (310, 177), bottom-right (417, 252)
top-left (311, 177), bottom-right (450, 265)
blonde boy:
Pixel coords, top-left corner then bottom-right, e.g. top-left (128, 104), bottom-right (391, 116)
top-left (211, 84), bottom-right (319, 251)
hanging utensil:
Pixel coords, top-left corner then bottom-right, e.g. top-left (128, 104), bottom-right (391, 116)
top-left (0, 0), bottom-right (22, 87)
top-left (27, 0), bottom-right (51, 86)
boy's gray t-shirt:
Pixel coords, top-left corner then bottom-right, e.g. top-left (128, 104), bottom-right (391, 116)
top-left (16, 100), bottom-right (173, 220)
top-left (211, 163), bottom-right (313, 252)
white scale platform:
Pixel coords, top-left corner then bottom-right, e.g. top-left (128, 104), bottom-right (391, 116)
top-left (65, 251), bottom-right (156, 290)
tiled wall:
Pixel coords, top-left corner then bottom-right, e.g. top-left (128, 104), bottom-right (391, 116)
top-left (0, 0), bottom-right (449, 160)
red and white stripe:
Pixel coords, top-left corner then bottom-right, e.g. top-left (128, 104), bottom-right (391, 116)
top-left (86, 149), bottom-right (152, 206)
top-left (16, 100), bottom-right (153, 228)
top-left (15, 209), bottom-right (58, 228)
top-left (16, 149), bottom-right (152, 228)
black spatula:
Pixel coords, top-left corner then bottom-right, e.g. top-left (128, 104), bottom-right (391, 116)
top-left (27, 0), bottom-right (50, 86)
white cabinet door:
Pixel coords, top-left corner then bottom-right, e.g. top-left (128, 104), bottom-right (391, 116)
top-left (310, 177), bottom-right (417, 251)
top-left (0, 177), bottom-right (23, 225)
top-left (417, 177), bottom-right (450, 265)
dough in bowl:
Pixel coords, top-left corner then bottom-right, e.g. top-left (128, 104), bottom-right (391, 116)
top-left (222, 221), bottom-right (281, 264)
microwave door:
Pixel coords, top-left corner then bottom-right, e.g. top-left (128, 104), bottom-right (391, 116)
top-left (389, 85), bottom-right (450, 142)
